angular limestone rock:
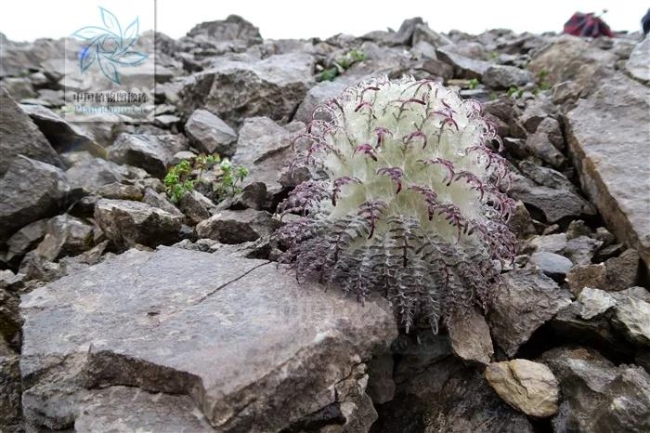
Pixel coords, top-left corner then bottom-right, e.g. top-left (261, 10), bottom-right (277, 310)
top-left (565, 74), bottom-right (650, 270)
top-left (21, 247), bottom-right (397, 431)
top-left (485, 359), bottom-right (559, 418)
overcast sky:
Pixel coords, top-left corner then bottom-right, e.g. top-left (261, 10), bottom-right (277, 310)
top-left (1, 0), bottom-right (647, 42)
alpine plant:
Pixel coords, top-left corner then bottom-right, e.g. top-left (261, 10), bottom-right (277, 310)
top-left (277, 76), bottom-right (516, 333)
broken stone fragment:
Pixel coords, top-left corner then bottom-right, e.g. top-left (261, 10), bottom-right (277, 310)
top-left (484, 359), bottom-right (559, 418)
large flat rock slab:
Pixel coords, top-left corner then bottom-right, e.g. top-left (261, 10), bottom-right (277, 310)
top-left (0, 87), bottom-right (63, 177)
top-left (565, 74), bottom-right (650, 270)
top-left (21, 247), bottom-right (397, 432)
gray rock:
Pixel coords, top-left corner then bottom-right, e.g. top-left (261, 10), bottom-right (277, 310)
top-left (362, 17), bottom-right (424, 47)
top-left (184, 109), bottom-right (237, 157)
top-left (34, 214), bottom-right (94, 261)
top-left (517, 160), bottom-right (576, 192)
top-left (0, 156), bottom-right (69, 243)
top-left (74, 386), bottom-right (213, 432)
top-left (35, 89), bottom-right (65, 107)
top-left (65, 158), bottom-right (129, 193)
top-left (420, 58), bottom-right (455, 80)
top-left (63, 113), bottom-right (130, 148)
top-left (153, 114), bottom-right (181, 129)
top-left (366, 354), bottom-right (395, 405)
top-left (0, 354), bottom-right (22, 432)
top-left (488, 267), bottom-right (572, 356)
top-left (566, 220), bottom-right (592, 240)
top-left (196, 209), bottom-right (275, 244)
top-left (526, 233), bottom-right (568, 254)
top-left (180, 53), bottom-right (314, 126)
top-left (485, 359), bottom-right (559, 418)
top-left (342, 43), bottom-right (412, 80)
top-left (637, 350), bottom-right (650, 375)
top-left (239, 182), bottom-right (270, 210)
top-left (605, 249), bottom-right (640, 291)
top-left (524, 132), bottom-right (566, 168)
top-left (551, 301), bottom-right (626, 358)
top-left (507, 200), bottom-right (537, 239)
top-left (2, 76), bottom-right (36, 100)
top-left (21, 104), bottom-right (105, 156)
top-left (108, 133), bottom-right (175, 178)
top-left (186, 15), bottom-right (263, 50)
top-left (374, 359), bottom-right (534, 433)
top-left (530, 251), bottom-right (573, 279)
top-left (0, 37), bottom-right (65, 78)
top-left (28, 71), bottom-right (49, 87)
top-left (0, 270), bottom-right (25, 294)
top-left (436, 46), bottom-right (491, 79)
top-left (595, 243), bottom-right (626, 263)
top-left (577, 287), bottom-right (616, 320)
top-left (520, 96), bottom-right (558, 133)
top-left (565, 73), bottom-right (650, 270)
top-left (58, 149), bottom-right (94, 167)
top-left (391, 17), bottom-right (425, 46)
top-left (392, 334), bottom-right (453, 384)
top-left (5, 219), bottom-right (48, 262)
top-left (447, 307), bottom-right (494, 365)
top-left (612, 288), bottom-right (650, 347)
top-left (567, 263), bottom-right (607, 294)
top-left (411, 40), bottom-right (438, 60)
top-left (96, 182), bottom-right (145, 201)
top-left (541, 346), bottom-right (650, 433)
top-left (20, 247), bottom-right (397, 431)
top-left (0, 87), bottom-right (63, 176)
top-left (412, 23), bottom-right (454, 48)
top-left (508, 174), bottom-right (595, 224)
top-left (233, 116), bottom-right (297, 190)
top-left (625, 35), bottom-right (650, 84)
top-left (551, 80), bottom-right (581, 107)
top-left (171, 150), bottom-right (197, 165)
top-left (63, 239), bottom-right (109, 268)
top-left (442, 40), bottom-right (489, 60)
top-left (94, 199), bottom-right (182, 248)
top-left (142, 188), bottom-right (183, 217)
top-left (0, 288), bottom-right (20, 348)
top-left (536, 116), bottom-right (565, 151)
top-left (529, 35), bottom-right (617, 98)
top-left (482, 65), bottom-right (533, 90)
top-left (18, 251), bottom-right (65, 283)
top-left (562, 235), bottom-right (602, 266)
top-left (179, 190), bottom-right (215, 225)
top-left (294, 77), bottom-right (357, 124)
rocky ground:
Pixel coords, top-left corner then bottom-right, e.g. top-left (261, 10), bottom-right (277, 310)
top-left (1, 15), bottom-right (649, 433)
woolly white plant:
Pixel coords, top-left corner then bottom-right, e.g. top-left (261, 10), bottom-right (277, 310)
top-left (278, 76), bottom-right (516, 332)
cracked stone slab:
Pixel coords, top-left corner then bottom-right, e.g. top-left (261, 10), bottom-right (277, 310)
top-left (21, 247), bottom-right (397, 432)
top-left (565, 73), bottom-right (650, 270)
top-left (488, 267), bottom-right (572, 357)
top-left (74, 387), bottom-right (214, 433)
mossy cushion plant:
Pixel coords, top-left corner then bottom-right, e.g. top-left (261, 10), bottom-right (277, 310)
top-left (278, 76), bottom-right (516, 332)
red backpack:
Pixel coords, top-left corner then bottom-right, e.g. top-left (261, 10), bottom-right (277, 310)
top-left (564, 12), bottom-right (614, 38)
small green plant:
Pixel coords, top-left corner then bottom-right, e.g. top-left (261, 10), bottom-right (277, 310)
top-left (506, 86), bottom-right (525, 99)
top-left (320, 67), bottom-right (339, 82)
top-left (468, 78), bottom-right (479, 90)
top-left (319, 49), bottom-right (366, 82)
top-left (164, 154), bottom-right (248, 203)
top-left (348, 49), bottom-right (367, 63)
top-left (165, 159), bottom-right (195, 203)
top-left (537, 69), bottom-right (551, 91)
top-left (213, 159), bottom-right (249, 198)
